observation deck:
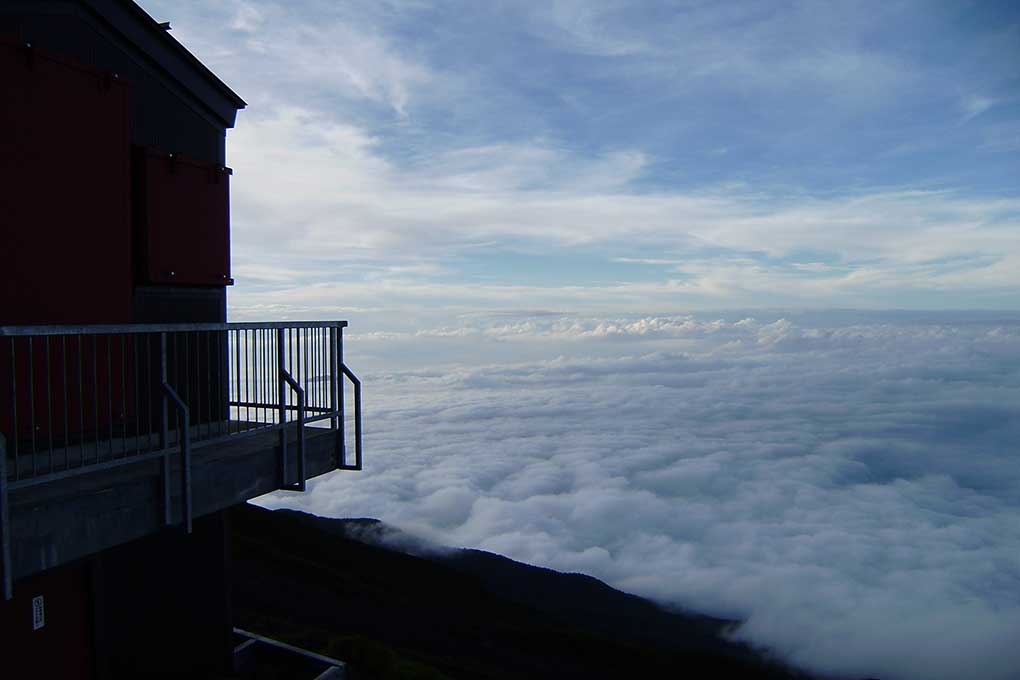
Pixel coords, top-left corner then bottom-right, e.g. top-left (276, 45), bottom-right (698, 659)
top-left (0, 321), bottom-right (362, 599)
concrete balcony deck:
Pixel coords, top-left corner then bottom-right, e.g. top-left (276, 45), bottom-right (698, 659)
top-left (4, 422), bottom-right (338, 582)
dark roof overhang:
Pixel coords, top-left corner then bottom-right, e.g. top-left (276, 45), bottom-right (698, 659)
top-left (79, 0), bottom-right (246, 127)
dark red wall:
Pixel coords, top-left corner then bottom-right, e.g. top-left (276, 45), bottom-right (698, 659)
top-left (0, 39), bottom-right (132, 326)
top-left (96, 512), bottom-right (234, 678)
top-left (0, 562), bottom-right (95, 680)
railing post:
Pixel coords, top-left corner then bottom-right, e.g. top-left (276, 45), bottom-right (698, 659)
top-left (159, 332), bottom-right (171, 527)
top-left (161, 384), bottom-right (191, 534)
top-left (179, 398), bottom-right (192, 534)
top-left (8, 338), bottom-right (18, 483)
top-left (294, 380), bottom-right (305, 491)
top-left (339, 326), bottom-right (347, 468)
top-left (329, 326), bottom-right (338, 434)
top-left (331, 325), bottom-right (343, 468)
top-left (276, 328), bottom-right (288, 488)
top-left (352, 366), bottom-right (362, 471)
top-left (1, 433), bottom-right (12, 600)
top-left (280, 371), bottom-right (306, 492)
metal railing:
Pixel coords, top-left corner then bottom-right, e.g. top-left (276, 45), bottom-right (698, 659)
top-left (0, 321), bottom-right (362, 598)
top-left (233, 628), bottom-right (347, 678)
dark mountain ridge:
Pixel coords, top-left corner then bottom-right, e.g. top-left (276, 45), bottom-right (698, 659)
top-left (276, 512), bottom-right (741, 656)
top-left (230, 504), bottom-right (834, 679)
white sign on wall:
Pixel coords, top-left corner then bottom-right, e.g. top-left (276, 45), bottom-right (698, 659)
top-left (32, 595), bottom-right (45, 630)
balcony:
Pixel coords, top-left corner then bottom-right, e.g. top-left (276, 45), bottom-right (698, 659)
top-left (0, 322), bottom-right (362, 599)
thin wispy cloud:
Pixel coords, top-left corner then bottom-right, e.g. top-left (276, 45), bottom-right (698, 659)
top-left (139, 0), bottom-right (1020, 322)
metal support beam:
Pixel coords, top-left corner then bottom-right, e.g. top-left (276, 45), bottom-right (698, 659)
top-left (334, 326), bottom-right (346, 468)
top-left (329, 326), bottom-right (340, 467)
top-left (161, 383), bottom-right (192, 533)
top-left (280, 370), bottom-right (306, 492)
top-left (276, 328), bottom-right (288, 487)
top-left (339, 364), bottom-right (362, 471)
top-left (1, 434), bottom-right (12, 600)
top-left (160, 332), bottom-right (171, 527)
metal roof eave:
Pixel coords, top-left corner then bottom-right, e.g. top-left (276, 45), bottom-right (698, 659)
top-left (81, 0), bottom-right (247, 127)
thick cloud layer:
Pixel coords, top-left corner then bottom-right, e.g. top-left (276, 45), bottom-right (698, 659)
top-left (260, 311), bottom-right (1020, 680)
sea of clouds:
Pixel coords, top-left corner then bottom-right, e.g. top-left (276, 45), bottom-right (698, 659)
top-left (259, 310), bottom-right (1020, 680)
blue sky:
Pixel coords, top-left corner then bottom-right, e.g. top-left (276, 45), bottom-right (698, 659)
top-left (138, 0), bottom-right (1020, 325)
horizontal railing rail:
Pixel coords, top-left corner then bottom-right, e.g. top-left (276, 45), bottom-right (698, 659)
top-left (0, 321), bottom-right (348, 336)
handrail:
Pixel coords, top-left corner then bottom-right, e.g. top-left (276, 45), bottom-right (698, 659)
top-left (233, 628), bottom-right (347, 677)
top-left (279, 370), bottom-right (306, 492)
top-left (162, 382), bottom-right (192, 533)
top-left (0, 320), bottom-right (347, 337)
top-left (339, 364), bottom-right (362, 471)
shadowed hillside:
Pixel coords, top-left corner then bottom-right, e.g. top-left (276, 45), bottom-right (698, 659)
top-left (230, 504), bottom-right (822, 679)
